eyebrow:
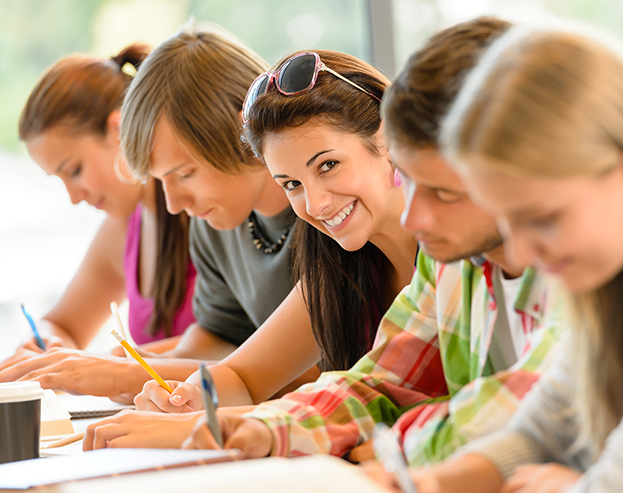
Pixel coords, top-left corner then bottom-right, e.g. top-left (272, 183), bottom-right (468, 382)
top-left (162, 162), bottom-right (189, 178)
top-left (55, 157), bottom-right (71, 174)
top-left (272, 149), bottom-right (336, 180)
top-left (306, 149), bottom-right (335, 167)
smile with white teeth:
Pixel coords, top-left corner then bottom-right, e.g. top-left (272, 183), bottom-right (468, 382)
top-left (323, 202), bottom-right (355, 228)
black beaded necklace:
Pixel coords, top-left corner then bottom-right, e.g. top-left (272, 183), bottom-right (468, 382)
top-left (247, 211), bottom-right (295, 254)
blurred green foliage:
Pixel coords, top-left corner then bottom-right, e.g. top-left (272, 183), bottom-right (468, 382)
top-left (0, 0), bottom-right (368, 153)
top-left (3, 0), bottom-right (623, 154)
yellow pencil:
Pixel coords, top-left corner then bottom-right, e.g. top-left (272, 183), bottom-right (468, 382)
top-left (44, 432), bottom-right (85, 449)
top-left (110, 330), bottom-right (173, 393)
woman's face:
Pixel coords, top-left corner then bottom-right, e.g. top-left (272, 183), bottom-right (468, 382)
top-left (26, 122), bottom-right (142, 218)
top-left (459, 160), bottom-right (623, 292)
top-left (262, 122), bottom-right (400, 252)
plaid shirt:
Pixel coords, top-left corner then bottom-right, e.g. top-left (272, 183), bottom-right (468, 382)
top-left (245, 251), bottom-right (561, 465)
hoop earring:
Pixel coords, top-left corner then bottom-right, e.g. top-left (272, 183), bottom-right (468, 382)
top-left (393, 168), bottom-right (403, 188)
top-left (113, 152), bottom-right (140, 185)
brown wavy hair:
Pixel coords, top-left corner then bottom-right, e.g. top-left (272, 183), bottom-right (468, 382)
top-left (243, 50), bottom-right (388, 370)
top-left (19, 44), bottom-right (190, 338)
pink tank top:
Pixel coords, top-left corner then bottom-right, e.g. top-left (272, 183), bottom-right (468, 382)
top-left (124, 205), bottom-right (196, 345)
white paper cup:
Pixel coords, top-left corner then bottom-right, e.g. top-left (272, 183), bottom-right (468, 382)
top-left (0, 381), bottom-right (43, 463)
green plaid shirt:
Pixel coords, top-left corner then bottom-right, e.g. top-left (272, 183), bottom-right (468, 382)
top-left (245, 251), bottom-right (562, 465)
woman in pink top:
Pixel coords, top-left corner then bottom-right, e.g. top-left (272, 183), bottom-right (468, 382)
top-left (4, 44), bottom-right (195, 357)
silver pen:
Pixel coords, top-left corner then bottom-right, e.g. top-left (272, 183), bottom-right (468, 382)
top-left (199, 363), bottom-right (224, 448)
top-left (372, 422), bottom-right (418, 493)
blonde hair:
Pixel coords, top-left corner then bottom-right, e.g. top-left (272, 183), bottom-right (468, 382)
top-left (442, 27), bottom-right (623, 452)
top-left (121, 22), bottom-right (268, 177)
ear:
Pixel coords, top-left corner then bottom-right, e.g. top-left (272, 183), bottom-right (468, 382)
top-left (238, 109), bottom-right (244, 125)
top-left (106, 110), bottom-right (122, 141)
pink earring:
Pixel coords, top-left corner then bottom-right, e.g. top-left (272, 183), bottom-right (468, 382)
top-left (393, 168), bottom-right (403, 188)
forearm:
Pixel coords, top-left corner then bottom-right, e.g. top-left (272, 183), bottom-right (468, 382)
top-left (139, 335), bottom-right (182, 354)
top-left (37, 319), bottom-right (80, 349)
top-left (201, 364), bottom-right (255, 407)
top-left (166, 323), bottom-right (237, 360)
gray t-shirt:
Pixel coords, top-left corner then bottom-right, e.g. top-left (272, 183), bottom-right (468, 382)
top-left (189, 207), bottom-right (297, 346)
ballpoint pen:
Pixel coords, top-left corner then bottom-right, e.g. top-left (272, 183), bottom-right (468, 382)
top-left (21, 304), bottom-right (46, 350)
top-left (372, 422), bottom-right (418, 493)
top-left (200, 363), bottom-right (224, 448)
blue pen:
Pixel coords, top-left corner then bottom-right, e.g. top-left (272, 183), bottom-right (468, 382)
top-left (20, 304), bottom-right (46, 350)
top-left (199, 363), bottom-right (223, 448)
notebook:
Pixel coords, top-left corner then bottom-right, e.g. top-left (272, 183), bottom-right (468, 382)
top-left (0, 448), bottom-right (241, 490)
top-left (41, 390), bottom-right (74, 438)
top-left (56, 393), bottom-right (135, 419)
top-left (54, 455), bottom-right (389, 493)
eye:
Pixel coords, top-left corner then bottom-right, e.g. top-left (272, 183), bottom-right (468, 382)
top-left (282, 180), bottom-right (301, 192)
top-left (319, 160), bottom-right (338, 173)
top-left (528, 212), bottom-right (560, 229)
top-left (69, 163), bottom-right (82, 178)
top-left (180, 168), bottom-right (196, 180)
top-left (435, 190), bottom-right (462, 204)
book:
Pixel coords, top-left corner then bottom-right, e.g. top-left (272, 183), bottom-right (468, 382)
top-left (40, 389), bottom-right (74, 438)
top-left (53, 455), bottom-right (389, 493)
top-left (56, 393), bottom-right (135, 419)
top-left (0, 448), bottom-right (241, 490)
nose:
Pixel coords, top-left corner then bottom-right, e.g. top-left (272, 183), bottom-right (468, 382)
top-left (503, 224), bottom-right (539, 267)
top-left (305, 186), bottom-right (332, 218)
top-left (65, 182), bottom-right (87, 206)
top-left (162, 180), bottom-right (192, 215)
top-left (400, 183), bottom-right (433, 233)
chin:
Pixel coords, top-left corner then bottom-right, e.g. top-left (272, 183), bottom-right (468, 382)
top-left (333, 235), bottom-right (368, 253)
top-left (561, 267), bottom-right (619, 294)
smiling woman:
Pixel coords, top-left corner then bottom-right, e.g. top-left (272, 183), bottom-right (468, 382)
top-left (244, 49), bottom-right (418, 370)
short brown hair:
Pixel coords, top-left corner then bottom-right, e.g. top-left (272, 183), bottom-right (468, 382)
top-left (19, 44), bottom-right (149, 140)
top-left (121, 23), bottom-right (268, 177)
top-left (382, 16), bottom-right (511, 149)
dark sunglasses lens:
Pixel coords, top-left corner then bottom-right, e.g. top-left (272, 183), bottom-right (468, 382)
top-left (279, 54), bottom-right (317, 94)
top-left (243, 75), bottom-right (270, 120)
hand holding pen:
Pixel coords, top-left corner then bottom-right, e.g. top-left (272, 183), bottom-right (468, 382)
top-left (372, 423), bottom-right (418, 493)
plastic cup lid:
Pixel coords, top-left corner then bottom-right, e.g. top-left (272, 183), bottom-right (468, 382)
top-left (0, 381), bottom-right (44, 403)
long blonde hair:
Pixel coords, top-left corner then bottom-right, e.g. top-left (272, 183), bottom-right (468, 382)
top-left (442, 27), bottom-right (623, 452)
top-left (121, 22), bottom-right (268, 177)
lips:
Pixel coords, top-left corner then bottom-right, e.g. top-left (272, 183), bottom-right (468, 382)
top-left (322, 202), bottom-right (355, 228)
top-left (538, 259), bottom-right (571, 275)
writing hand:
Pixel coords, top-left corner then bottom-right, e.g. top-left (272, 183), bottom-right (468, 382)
top-left (134, 379), bottom-right (201, 413)
top-left (181, 412), bottom-right (273, 459)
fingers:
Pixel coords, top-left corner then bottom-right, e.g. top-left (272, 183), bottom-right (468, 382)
top-left (220, 416), bottom-right (272, 459)
top-left (84, 415), bottom-right (129, 451)
top-left (134, 381), bottom-right (201, 413)
top-left (347, 439), bottom-right (375, 463)
top-left (0, 352), bottom-right (31, 373)
top-left (360, 461), bottom-right (400, 491)
top-left (181, 414), bottom-right (221, 450)
top-left (110, 393), bottom-right (136, 405)
top-left (110, 346), bottom-right (126, 358)
top-left (21, 339), bottom-right (46, 353)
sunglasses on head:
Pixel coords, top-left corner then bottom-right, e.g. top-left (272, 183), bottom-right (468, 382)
top-left (242, 51), bottom-right (381, 123)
